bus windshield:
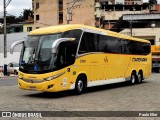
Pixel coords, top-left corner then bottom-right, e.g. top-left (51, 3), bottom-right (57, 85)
top-left (19, 29), bottom-right (82, 74)
top-left (20, 34), bottom-right (61, 74)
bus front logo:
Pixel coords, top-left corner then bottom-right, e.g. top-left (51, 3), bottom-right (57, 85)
top-left (104, 56), bottom-right (108, 63)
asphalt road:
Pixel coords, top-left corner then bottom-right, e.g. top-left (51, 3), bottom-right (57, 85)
top-left (0, 77), bottom-right (17, 86)
top-left (0, 74), bottom-right (160, 119)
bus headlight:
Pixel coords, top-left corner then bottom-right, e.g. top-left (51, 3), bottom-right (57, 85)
top-left (18, 75), bottom-right (23, 79)
top-left (44, 72), bottom-right (65, 81)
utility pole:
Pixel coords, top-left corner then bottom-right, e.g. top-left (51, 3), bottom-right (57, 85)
top-left (3, 0), bottom-right (7, 76)
top-left (3, 0), bottom-right (12, 76)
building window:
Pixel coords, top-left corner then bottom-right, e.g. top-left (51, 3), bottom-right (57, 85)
top-left (36, 2), bottom-right (39, 9)
top-left (36, 15), bottom-right (39, 20)
top-left (27, 27), bottom-right (32, 32)
top-left (59, 13), bottom-right (63, 24)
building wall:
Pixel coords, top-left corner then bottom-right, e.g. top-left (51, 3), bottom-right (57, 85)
top-left (115, 0), bottom-right (124, 4)
top-left (102, 10), bottom-right (149, 20)
top-left (63, 0), bottom-right (95, 26)
top-left (23, 23), bottom-right (34, 32)
top-left (34, 0), bottom-right (59, 28)
top-left (120, 28), bottom-right (160, 46)
top-left (124, 0), bottom-right (143, 5)
top-left (100, 0), bottom-right (124, 4)
top-left (33, 0), bottom-right (96, 28)
top-left (151, 5), bottom-right (160, 11)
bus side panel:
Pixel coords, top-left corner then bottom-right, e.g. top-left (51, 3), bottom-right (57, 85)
top-left (99, 54), bottom-right (131, 80)
top-left (74, 54), bottom-right (104, 86)
top-left (57, 67), bottom-right (73, 91)
top-left (125, 54), bottom-right (152, 80)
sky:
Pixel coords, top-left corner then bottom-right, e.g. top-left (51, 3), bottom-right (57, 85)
top-left (0, 0), bottom-right (159, 18)
top-left (0, 0), bottom-right (32, 17)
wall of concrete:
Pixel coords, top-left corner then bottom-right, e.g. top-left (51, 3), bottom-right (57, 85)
top-left (0, 32), bottom-right (28, 66)
top-left (33, 0), bottom-right (96, 28)
top-left (120, 28), bottom-right (160, 45)
top-left (34, 0), bottom-right (59, 28)
top-left (63, 0), bottom-right (95, 26)
top-left (23, 23), bottom-right (34, 32)
top-left (102, 10), bottom-right (149, 20)
top-left (0, 52), bottom-right (20, 66)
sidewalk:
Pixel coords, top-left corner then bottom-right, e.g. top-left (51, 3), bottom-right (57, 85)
top-left (0, 73), bottom-right (17, 78)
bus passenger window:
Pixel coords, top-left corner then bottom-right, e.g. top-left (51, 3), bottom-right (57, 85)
top-left (56, 42), bottom-right (77, 68)
top-left (78, 32), bottom-right (97, 54)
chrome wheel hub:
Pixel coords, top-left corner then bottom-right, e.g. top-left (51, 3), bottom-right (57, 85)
top-left (131, 75), bottom-right (135, 84)
top-left (77, 80), bottom-right (83, 92)
top-left (138, 74), bottom-right (141, 82)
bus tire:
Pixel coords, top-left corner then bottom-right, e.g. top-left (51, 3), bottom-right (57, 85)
top-left (130, 72), bottom-right (136, 85)
top-left (137, 72), bottom-right (143, 84)
top-left (75, 76), bottom-right (86, 95)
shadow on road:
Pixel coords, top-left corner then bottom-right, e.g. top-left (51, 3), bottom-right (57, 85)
top-left (24, 81), bottom-right (148, 99)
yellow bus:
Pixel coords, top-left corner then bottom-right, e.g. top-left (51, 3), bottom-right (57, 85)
top-left (151, 46), bottom-right (160, 73)
top-left (11, 24), bottom-right (151, 94)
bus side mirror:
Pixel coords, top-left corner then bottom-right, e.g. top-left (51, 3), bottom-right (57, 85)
top-left (52, 38), bottom-right (75, 54)
top-left (10, 40), bottom-right (24, 54)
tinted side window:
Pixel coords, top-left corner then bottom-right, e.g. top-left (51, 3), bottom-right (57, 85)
top-left (55, 29), bottom-right (83, 68)
top-left (127, 41), bottom-right (140, 55)
top-left (62, 29), bottom-right (82, 44)
top-left (127, 41), bottom-right (151, 55)
top-left (120, 39), bottom-right (130, 54)
top-left (62, 29), bottom-right (82, 55)
top-left (78, 32), bottom-right (97, 54)
top-left (78, 32), bottom-right (150, 55)
top-left (142, 43), bottom-right (151, 55)
top-left (99, 35), bottom-right (122, 53)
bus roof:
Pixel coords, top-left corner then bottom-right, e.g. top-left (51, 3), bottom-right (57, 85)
top-left (29, 24), bottom-right (150, 43)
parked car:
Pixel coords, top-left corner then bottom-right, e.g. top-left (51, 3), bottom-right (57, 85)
top-left (7, 63), bottom-right (19, 75)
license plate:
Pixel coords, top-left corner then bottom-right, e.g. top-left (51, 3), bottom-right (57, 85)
top-left (29, 86), bottom-right (37, 91)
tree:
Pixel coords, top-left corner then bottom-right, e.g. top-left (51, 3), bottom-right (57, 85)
top-left (149, 0), bottom-right (157, 5)
top-left (19, 9), bottom-right (33, 21)
top-left (0, 16), bottom-right (18, 24)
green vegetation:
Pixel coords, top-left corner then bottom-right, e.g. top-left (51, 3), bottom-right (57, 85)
top-left (149, 0), bottom-right (157, 5)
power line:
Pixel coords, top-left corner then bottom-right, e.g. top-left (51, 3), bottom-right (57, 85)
top-left (6, 0), bottom-right (12, 7)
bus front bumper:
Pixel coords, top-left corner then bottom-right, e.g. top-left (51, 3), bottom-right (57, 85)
top-left (18, 79), bottom-right (59, 92)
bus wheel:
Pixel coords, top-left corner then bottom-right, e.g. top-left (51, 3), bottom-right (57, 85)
top-left (130, 72), bottom-right (136, 85)
top-left (75, 76), bottom-right (85, 95)
top-left (137, 72), bottom-right (142, 84)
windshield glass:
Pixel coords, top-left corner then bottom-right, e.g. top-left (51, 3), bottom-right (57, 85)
top-left (19, 29), bottom-right (82, 74)
top-left (20, 34), bottom-right (61, 74)
top-left (22, 36), bottom-right (39, 64)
